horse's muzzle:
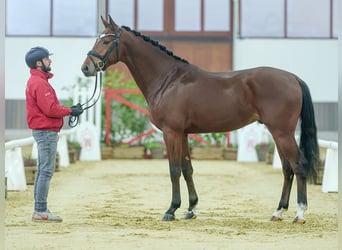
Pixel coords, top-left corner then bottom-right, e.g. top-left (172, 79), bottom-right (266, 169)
top-left (81, 64), bottom-right (95, 77)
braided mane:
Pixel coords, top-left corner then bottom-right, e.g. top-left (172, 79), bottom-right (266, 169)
top-left (122, 26), bottom-right (189, 64)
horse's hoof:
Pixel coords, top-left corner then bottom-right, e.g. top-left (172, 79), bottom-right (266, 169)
top-left (270, 216), bottom-right (283, 222)
top-left (184, 210), bottom-right (197, 220)
top-left (162, 213), bottom-right (175, 221)
top-left (292, 216), bottom-right (305, 224)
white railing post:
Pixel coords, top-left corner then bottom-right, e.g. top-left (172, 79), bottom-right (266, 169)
top-left (57, 133), bottom-right (70, 167)
top-left (318, 139), bottom-right (338, 193)
top-left (72, 80), bottom-right (102, 161)
top-left (5, 147), bottom-right (27, 191)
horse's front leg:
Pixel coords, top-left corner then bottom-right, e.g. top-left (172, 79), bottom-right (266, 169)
top-left (162, 131), bottom-right (183, 221)
top-left (181, 135), bottom-right (198, 219)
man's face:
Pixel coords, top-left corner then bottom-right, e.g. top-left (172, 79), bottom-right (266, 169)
top-left (36, 57), bottom-right (52, 72)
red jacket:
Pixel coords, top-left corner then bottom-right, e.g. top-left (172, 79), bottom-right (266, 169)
top-left (26, 69), bottom-right (72, 132)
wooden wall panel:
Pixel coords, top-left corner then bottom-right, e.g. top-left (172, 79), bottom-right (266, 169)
top-left (109, 41), bottom-right (232, 78)
top-left (168, 41), bottom-right (232, 72)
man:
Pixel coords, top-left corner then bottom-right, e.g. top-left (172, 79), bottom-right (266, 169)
top-left (25, 46), bottom-right (83, 222)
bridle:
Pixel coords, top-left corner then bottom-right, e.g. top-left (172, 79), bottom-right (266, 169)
top-left (68, 27), bottom-right (122, 127)
top-left (87, 27), bottom-right (122, 72)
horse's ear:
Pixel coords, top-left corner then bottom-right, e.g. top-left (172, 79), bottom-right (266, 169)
top-left (108, 15), bottom-right (118, 29)
top-left (101, 16), bottom-right (109, 28)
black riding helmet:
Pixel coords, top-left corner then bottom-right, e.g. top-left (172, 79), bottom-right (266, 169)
top-left (25, 47), bottom-right (53, 70)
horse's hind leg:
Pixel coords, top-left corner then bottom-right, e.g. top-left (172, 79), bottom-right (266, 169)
top-left (292, 154), bottom-right (309, 224)
top-left (181, 135), bottom-right (198, 219)
top-left (271, 132), bottom-right (304, 222)
top-left (271, 155), bottom-right (294, 221)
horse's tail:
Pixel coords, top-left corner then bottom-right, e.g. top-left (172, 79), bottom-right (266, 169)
top-left (297, 78), bottom-right (320, 183)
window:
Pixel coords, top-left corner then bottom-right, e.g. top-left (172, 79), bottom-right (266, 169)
top-left (332, 0), bottom-right (338, 37)
top-left (175, 0), bottom-right (201, 31)
top-left (174, 0), bottom-right (231, 33)
top-left (6, 0), bottom-right (97, 37)
top-left (138, 0), bottom-right (164, 31)
top-left (6, 0), bottom-right (233, 37)
top-left (287, 0), bottom-right (330, 37)
top-left (108, 0), bottom-right (232, 36)
top-left (6, 0), bottom-right (51, 36)
top-left (240, 0), bottom-right (284, 37)
top-left (108, 0), bottom-right (135, 28)
top-left (204, 0), bottom-right (231, 31)
top-left (240, 0), bottom-right (337, 38)
top-left (53, 0), bottom-right (97, 36)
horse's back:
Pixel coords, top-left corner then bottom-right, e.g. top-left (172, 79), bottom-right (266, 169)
top-left (210, 66), bottom-right (296, 82)
top-left (196, 66), bottom-right (302, 130)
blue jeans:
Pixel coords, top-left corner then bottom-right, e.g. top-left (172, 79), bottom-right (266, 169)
top-left (32, 130), bottom-right (58, 212)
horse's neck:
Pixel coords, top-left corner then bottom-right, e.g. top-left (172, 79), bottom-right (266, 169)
top-left (120, 32), bottom-right (177, 105)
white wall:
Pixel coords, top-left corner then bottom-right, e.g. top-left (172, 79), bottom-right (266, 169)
top-left (232, 0), bottom-right (338, 103)
top-left (6, 35), bottom-right (338, 103)
top-left (232, 38), bottom-right (338, 102)
top-left (5, 37), bottom-right (95, 100)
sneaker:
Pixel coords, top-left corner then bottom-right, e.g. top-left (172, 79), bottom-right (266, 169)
top-left (32, 209), bottom-right (63, 222)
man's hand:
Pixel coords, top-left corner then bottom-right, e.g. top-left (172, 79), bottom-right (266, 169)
top-left (70, 103), bottom-right (84, 116)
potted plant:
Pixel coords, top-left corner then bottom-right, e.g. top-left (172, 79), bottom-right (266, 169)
top-left (255, 142), bottom-right (271, 162)
top-left (23, 155), bottom-right (37, 167)
top-left (266, 142), bottom-right (275, 164)
top-left (23, 155), bottom-right (37, 185)
top-left (191, 133), bottom-right (226, 160)
top-left (223, 144), bottom-right (238, 160)
top-left (100, 142), bottom-right (114, 160)
top-left (146, 141), bottom-right (165, 159)
top-left (113, 143), bottom-right (145, 159)
top-left (67, 140), bottom-right (82, 162)
top-left (55, 152), bottom-right (60, 172)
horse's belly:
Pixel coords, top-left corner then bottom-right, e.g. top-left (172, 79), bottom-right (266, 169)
top-left (186, 108), bottom-right (257, 133)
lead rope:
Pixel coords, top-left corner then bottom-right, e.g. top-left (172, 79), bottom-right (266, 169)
top-left (68, 71), bottom-right (103, 127)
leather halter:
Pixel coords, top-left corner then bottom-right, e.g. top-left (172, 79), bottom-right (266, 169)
top-left (87, 27), bottom-right (122, 72)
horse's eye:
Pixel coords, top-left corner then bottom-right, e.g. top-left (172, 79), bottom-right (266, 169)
top-left (103, 40), bottom-right (110, 45)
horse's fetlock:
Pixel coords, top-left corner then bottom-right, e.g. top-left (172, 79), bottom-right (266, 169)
top-left (190, 197), bottom-right (198, 206)
top-left (171, 201), bottom-right (181, 209)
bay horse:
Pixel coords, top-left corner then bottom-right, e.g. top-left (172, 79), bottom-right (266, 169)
top-left (81, 16), bottom-right (319, 224)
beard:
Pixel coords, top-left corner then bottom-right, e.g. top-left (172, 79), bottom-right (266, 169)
top-left (42, 64), bottom-right (51, 72)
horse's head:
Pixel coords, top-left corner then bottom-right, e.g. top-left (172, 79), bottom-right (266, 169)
top-left (81, 15), bottom-right (121, 76)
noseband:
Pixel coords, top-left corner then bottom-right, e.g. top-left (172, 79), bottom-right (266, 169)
top-left (87, 27), bottom-right (122, 72)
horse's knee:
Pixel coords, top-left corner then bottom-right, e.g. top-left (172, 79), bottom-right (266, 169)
top-left (181, 167), bottom-right (193, 183)
top-left (169, 169), bottom-right (181, 181)
top-left (169, 163), bottom-right (181, 180)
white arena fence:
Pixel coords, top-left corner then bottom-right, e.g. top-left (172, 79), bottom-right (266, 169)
top-left (5, 129), bottom-right (338, 193)
top-left (272, 139), bottom-right (338, 193)
top-left (5, 129), bottom-right (76, 191)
